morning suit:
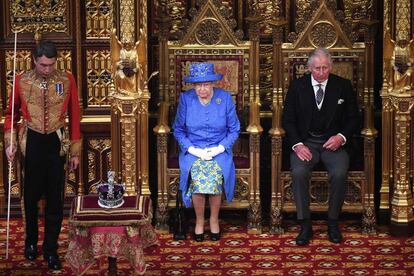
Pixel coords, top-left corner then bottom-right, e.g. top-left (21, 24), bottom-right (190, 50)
top-left (173, 88), bottom-right (240, 207)
top-left (282, 73), bottom-right (360, 220)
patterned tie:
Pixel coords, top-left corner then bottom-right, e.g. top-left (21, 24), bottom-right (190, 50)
top-left (316, 84), bottom-right (324, 105)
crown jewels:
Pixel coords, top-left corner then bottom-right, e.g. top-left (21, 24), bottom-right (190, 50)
top-left (97, 171), bottom-right (125, 208)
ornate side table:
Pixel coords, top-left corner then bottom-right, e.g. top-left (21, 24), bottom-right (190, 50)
top-left (65, 195), bottom-right (157, 275)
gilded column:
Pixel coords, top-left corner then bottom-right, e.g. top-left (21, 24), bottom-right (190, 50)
top-left (390, 97), bottom-right (414, 235)
top-left (390, 0), bottom-right (414, 234)
top-left (359, 20), bottom-right (378, 234)
top-left (379, 0), bottom-right (394, 220)
top-left (110, 0), bottom-right (150, 195)
top-left (153, 3), bottom-right (172, 231)
top-left (137, 0), bottom-right (151, 196)
top-left (382, 0), bottom-right (414, 235)
top-left (245, 4), bottom-right (263, 234)
top-left (268, 17), bottom-right (287, 234)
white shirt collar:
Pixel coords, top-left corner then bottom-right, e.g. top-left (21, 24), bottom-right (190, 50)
top-left (311, 75), bottom-right (328, 88)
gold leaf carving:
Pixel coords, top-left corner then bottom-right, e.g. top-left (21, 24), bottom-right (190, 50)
top-left (309, 22), bottom-right (338, 48)
top-left (85, 0), bottom-right (113, 39)
top-left (195, 18), bottom-right (223, 45)
top-left (9, 0), bottom-right (68, 33)
top-left (86, 50), bottom-right (112, 107)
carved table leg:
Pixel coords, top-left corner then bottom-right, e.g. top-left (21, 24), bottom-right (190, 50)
top-left (108, 257), bottom-right (117, 276)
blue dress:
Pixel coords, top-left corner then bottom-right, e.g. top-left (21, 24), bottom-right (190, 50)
top-left (173, 88), bottom-right (240, 207)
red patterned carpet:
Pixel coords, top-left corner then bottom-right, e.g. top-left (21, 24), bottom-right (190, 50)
top-left (1, 217), bottom-right (414, 275)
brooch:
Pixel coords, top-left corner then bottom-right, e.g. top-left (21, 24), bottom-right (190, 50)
top-left (55, 82), bottom-right (64, 96)
top-left (216, 98), bottom-right (221, 105)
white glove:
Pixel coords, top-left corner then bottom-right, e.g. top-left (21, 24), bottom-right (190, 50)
top-left (205, 144), bottom-right (225, 158)
top-left (188, 146), bottom-right (212, 161)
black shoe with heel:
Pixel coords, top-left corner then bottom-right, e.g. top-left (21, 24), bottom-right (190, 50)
top-left (210, 232), bottom-right (220, 241)
top-left (194, 233), bottom-right (204, 242)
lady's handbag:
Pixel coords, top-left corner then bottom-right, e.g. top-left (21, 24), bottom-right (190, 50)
top-left (171, 190), bottom-right (187, 240)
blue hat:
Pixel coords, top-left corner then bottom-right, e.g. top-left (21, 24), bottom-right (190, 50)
top-left (184, 62), bottom-right (223, 83)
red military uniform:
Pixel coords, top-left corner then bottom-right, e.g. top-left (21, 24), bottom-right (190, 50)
top-left (4, 70), bottom-right (81, 157)
top-left (4, 69), bottom-right (81, 258)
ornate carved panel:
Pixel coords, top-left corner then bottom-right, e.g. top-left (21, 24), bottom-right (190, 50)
top-left (288, 0), bottom-right (365, 44)
top-left (7, 0), bottom-right (69, 34)
top-left (153, 0), bottom-right (188, 38)
top-left (86, 50), bottom-right (112, 107)
top-left (56, 50), bottom-right (73, 72)
top-left (281, 171), bottom-right (365, 210)
top-left (85, 0), bottom-right (113, 39)
top-left (247, 0), bottom-right (282, 36)
top-left (259, 44), bottom-right (273, 110)
top-left (395, 0), bottom-right (411, 41)
top-left (86, 138), bottom-right (112, 193)
top-left (4, 50), bottom-right (32, 102)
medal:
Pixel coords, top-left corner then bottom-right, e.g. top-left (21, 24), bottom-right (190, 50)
top-left (40, 79), bottom-right (48, 90)
top-left (56, 82), bottom-right (64, 96)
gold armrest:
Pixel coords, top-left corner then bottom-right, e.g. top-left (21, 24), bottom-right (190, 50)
top-left (246, 101), bottom-right (263, 134)
top-left (153, 102), bottom-right (171, 134)
top-left (268, 102), bottom-right (285, 137)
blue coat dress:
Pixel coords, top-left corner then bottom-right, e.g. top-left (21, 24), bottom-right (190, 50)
top-left (173, 88), bottom-right (240, 207)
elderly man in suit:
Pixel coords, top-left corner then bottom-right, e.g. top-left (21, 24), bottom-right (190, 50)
top-left (282, 48), bottom-right (360, 245)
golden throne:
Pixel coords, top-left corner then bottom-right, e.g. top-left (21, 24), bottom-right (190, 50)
top-left (153, 0), bottom-right (263, 233)
top-left (269, 4), bottom-right (377, 233)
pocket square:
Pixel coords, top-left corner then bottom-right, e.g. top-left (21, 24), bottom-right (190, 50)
top-left (338, 99), bottom-right (345, 104)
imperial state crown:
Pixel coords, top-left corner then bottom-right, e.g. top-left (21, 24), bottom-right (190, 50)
top-left (97, 171), bottom-right (125, 208)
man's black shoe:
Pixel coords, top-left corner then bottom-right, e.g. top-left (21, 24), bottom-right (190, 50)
top-left (24, 244), bottom-right (38, 261)
top-left (295, 225), bottom-right (313, 246)
top-left (44, 254), bottom-right (62, 270)
top-left (327, 224), bottom-right (343, 243)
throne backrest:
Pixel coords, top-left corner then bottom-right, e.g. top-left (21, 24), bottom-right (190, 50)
top-left (162, 1), bottom-right (252, 161)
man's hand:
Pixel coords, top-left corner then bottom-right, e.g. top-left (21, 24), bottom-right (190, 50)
top-left (323, 135), bottom-right (344, 151)
top-left (294, 144), bottom-right (312, 161)
top-left (188, 146), bottom-right (212, 161)
top-left (5, 146), bottom-right (16, 162)
top-left (205, 145), bottom-right (225, 158)
top-left (69, 156), bottom-right (79, 171)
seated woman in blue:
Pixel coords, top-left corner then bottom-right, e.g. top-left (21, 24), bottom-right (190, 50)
top-left (173, 62), bottom-right (240, 242)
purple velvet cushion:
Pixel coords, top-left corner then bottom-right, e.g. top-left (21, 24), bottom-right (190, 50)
top-left (69, 195), bottom-right (152, 227)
